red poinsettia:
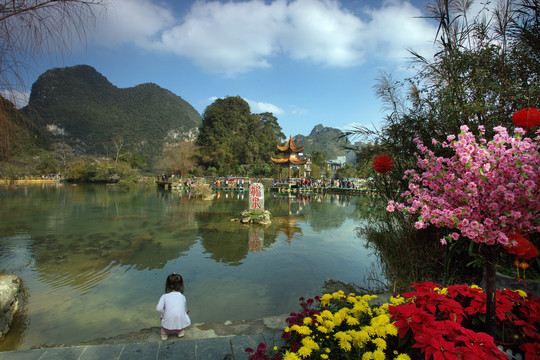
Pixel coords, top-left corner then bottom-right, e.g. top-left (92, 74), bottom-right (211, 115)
top-left (373, 154), bottom-right (394, 173)
top-left (389, 282), bottom-right (540, 360)
top-left (512, 108), bottom-right (540, 130)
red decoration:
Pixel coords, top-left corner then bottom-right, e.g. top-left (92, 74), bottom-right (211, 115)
top-left (512, 108), bottom-right (540, 130)
top-left (503, 234), bottom-right (538, 287)
top-left (503, 234), bottom-right (539, 260)
top-left (373, 155), bottom-right (394, 174)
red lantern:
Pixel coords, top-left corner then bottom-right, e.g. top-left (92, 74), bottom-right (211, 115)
top-left (512, 108), bottom-right (540, 130)
top-left (504, 234), bottom-right (538, 287)
top-left (503, 234), bottom-right (539, 260)
top-left (373, 155), bottom-right (394, 174)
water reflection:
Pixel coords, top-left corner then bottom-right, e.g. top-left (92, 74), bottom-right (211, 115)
top-left (0, 185), bottom-right (384, 351)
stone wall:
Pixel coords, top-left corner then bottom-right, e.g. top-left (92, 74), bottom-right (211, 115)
top-left (0, 275), bottom-right (21, 341)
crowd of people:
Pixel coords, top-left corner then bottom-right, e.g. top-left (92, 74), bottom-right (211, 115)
top-left (272, 177), bottom-right (364, 189)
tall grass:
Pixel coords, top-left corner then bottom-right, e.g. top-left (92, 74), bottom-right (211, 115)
top-left (359, 213), bottom-right (482, 294)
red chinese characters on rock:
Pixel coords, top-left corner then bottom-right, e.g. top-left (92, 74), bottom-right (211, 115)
top-left (249, 183), bottom-right (264, 210)
top-left (251, 197), bottom-right (262, 210)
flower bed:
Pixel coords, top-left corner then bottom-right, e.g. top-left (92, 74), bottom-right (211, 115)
top-left (246, 282), bottom-right (540, 360)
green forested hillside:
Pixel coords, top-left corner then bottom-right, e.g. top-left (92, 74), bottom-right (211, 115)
top-left (293, 124), bottom-right (347, 160)
top-left (0, 96), bottom-right (46, 161)
top-left (23, 65), bottom-right (202, 160)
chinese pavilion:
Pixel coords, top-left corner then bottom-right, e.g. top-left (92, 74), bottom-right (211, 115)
top-left (271, 136), bottom-right (308, 179)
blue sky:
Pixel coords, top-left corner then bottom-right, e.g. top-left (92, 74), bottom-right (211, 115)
top-left (11, 0), bottom-right (452, 137)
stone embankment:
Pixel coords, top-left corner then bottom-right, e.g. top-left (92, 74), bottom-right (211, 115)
top-left (0, 276), bottom-right (21, 342)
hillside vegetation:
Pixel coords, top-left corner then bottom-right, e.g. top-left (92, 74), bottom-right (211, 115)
top-left (1, 65), bottom-right (352, 180)
top-left (23, 65), bottom-right (202, 160)
top-left (293, 124), bottom-right (347, 160)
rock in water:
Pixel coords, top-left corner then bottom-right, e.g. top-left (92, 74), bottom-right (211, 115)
top-left (0, 275), bottom-right (22, 340)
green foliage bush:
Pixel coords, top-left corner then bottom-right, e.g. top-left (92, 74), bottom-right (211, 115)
top-left (196, 96), bottom-right (285, 176)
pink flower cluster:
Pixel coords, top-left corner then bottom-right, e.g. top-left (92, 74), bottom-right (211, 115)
top-left (388, 125), bottom-right (540, 245)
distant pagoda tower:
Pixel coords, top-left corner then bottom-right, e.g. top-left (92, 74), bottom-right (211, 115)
top-left (271, 136), bottom-right (308, 179)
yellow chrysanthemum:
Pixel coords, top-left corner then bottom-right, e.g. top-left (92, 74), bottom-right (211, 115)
top-left (433, 287), bottom-right (448, 295)
top-left (317, 326), bottom-right (328, 333)
top-left (346, 330), bottom-right (360, 346)
top-left (470, 284), bottom-right (481, 289)
top-left (303, 317), bottom-right (312, 326)
top-left (338, 307), bottom-right (350, 317)
top-left (332, 290), bottom-right (346, 299)
top-left (362, 351), bottom-right (374, 360)
top-left (390, 296), bottom-right (405, 305)
top-left (386, 324), bottom-right (398, 336)
top-left (291, 325), bottom-right (312, 336)
top-left (363, 325), bottom-right (376, 336)
top-left (332, 312), bottom-right (344, 326)
top-left (339, 339), bottom-right (352, 351)
top-left (320, 355), bottom-right (328, 359)
top-left (372, 314), bottom-right (391, 326)
top-left (320, 294), bottom-right (332, 307)
top-left (372, 337), bottom-right (387, 350)
top-left (323, 320), bottom-right (335, 331)
top-left (516, 289), bottom-right (527, 298)
top-left (283, 351), bottom-right (301, 360)
top-left (355, 329), bottom-right (371, 345)
top-left (346, 316), bottom-right (360, 326)
top-left (352, 303), bottom-right (369, 315)
top-left (394, 354), bottom-right (411, 360)
top-left (301, 336), bottom-right (320, 351)
top-left (325, 348), bottom-right (330, 353)
top-left (334, 331), bottom-right (352, 341)
top-left (375, 303), bottom-right (390, 313)
top-left (297, 346), bottom-right (312, 358)
top-left (321, 310), bottom-right (333, 319)
top-left (346, 295), bottom-right (358, 304)
top-left (373, 349), bottom-right (385, 360)
top-left (273, 346), bottom-right (278, 351)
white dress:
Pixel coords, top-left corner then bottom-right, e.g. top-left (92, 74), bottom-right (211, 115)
top-left (156, 292), bottom-right (191, 330)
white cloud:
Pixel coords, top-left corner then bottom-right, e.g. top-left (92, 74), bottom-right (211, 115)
top-left (244, 98), bottom-right (284, 115)
top-left (291, 107), bottom-right (308, 116)
top-left (206, 96), bottom-right (284, 115)
top-left (363, 0), bottom-right (436, 62)
top-left (94, 0), bottom-right (437, 76)
top-left (1, 90), bottom-right (30, 108)
top-left (94, 0), bottom-right (175, 47)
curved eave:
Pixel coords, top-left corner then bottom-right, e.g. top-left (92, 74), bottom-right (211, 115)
top-left (276, 137), bottom-right (305, 153)
top-left (290, 158), bottom-right (308, 165)
top-left (271, 158), bottom-right (290, 164)
top-left (271, 157), bottom-right (308, 165)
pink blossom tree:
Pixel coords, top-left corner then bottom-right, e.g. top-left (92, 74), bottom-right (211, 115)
top-left (387, 125), bottom-right (540, 336)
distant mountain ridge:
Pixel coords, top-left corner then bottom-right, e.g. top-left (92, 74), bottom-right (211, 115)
top-left (293, 124), bottom-right (347, 160)
top-left (24, 65), bottom-right (202, 159)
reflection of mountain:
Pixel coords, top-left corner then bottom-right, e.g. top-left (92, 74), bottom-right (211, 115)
top-left (31, 226), bottom-right (198, 292)
top-left (199, 221), bottom-right (250, 266)
top-left (24, 187), bottom-right (200, 294)
top-left (304, 201), bottom-right (348, 232)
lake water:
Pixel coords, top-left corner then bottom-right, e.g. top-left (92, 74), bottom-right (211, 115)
top-left (0, 184), bottom-right (383, 351)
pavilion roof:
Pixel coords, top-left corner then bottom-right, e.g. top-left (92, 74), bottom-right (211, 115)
top-left (271, 157), bottom-right (308, 165)
top-left (277, 136), bottom-right (304, 153)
